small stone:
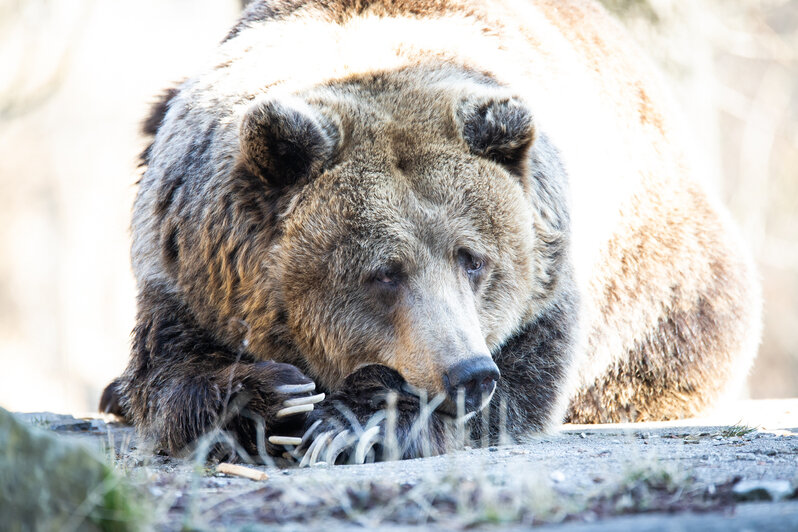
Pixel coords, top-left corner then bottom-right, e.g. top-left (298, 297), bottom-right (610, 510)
top-left (579, 432), bottom-right (587, 439)
top-left (22, 413), bottom-right (94, 432)
top-left (550, 470), bottom-right (565, 483)
top-left (488, 446), bottom-right (498, 452)
top-left (732, 480), bottom-right (794, 502)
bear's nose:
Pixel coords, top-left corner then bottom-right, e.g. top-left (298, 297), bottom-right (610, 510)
top-left (443, 357), bottom-right (500, 413)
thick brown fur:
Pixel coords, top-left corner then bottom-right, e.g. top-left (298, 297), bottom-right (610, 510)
top-left (104, 0), bottom-right (760, 459)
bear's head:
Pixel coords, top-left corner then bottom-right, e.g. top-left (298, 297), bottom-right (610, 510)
top-left (237, 67), bottom-right (567, 415)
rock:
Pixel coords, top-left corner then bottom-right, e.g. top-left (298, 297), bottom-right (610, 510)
top-left (732, 480), bottom-right (795, 502)
top-left (16, 412), bottom-right (103, 432)
top-left (0, 407), bottom-right (141, 531)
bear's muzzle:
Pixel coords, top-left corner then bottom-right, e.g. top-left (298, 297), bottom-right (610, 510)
top-left (441, 356), bottom-right (500, 414)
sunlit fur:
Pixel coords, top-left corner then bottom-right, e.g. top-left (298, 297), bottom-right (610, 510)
top-left (105, 0), bottom-right (761, 458)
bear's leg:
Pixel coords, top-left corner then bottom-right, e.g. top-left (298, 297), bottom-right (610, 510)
top-left (567, 270), bottom-right (757, 423)
top-left (99, 377), bottom-right (126, 417)
top-left (286, 365), bottom-right (451, 465)
top-left (105, 284), bottom-right (322, 460)
top-left (469, 287), bottom-right (580, 445)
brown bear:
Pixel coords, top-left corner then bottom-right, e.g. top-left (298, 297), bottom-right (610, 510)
top-left (100, 0), bottom-right (761, 464)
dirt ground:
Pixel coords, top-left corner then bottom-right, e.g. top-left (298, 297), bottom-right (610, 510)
top-left (19, 399), bottom-right (798, 530)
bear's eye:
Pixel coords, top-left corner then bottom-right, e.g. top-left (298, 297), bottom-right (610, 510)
top-left (372, 266), bottom-right (403, 288)
top-left (458, 249), bottom-right (485, 276)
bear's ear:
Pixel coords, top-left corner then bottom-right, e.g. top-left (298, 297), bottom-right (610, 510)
top-left (457, 95), bottom-right (536, 177)
top-left (240, 97), bottom-right (340, 188)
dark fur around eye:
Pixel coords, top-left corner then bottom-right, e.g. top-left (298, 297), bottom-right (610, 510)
top-left (371, 265), bottom-right (404, 288)
top-left (458, 249), bottom-right (485, 276)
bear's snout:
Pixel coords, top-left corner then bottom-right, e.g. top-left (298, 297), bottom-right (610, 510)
top-left (442, 356), bottom-right (500, 413)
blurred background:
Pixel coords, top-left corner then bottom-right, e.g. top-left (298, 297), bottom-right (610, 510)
top-left (0, 0), bottom-right (795, 414)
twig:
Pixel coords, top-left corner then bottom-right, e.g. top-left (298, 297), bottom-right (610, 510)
top-left (216, 462), bottom-right (269, 481)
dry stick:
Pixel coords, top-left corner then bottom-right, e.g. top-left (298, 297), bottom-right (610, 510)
top-left (217, 462), bottom-right (269, 481)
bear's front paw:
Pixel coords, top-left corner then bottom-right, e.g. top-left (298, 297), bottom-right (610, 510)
top-left (279, 365), bottom-right (448, 466)
top-left (224, 361), bottom-right (324, 457)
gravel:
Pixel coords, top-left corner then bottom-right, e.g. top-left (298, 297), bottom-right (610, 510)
top-left (13, 399), bottom-right (798, 530)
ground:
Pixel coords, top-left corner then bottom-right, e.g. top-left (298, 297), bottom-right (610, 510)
top-left (16, 399), bottom-right (798, 530)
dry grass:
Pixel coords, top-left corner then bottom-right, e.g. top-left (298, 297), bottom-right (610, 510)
top-left (720, 424), bottom-right (758, 438)
top-left (105, 450), bottom-right (748, 529)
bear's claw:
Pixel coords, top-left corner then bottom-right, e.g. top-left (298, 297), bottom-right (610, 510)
top-left (267, 436), bottom-right (303, 446)
top-left (353, 425), bottom-right (381, 465)
top-left (274, 388), bottom-right (324, 419)
top-left (282, 392), bottom-right (325, 407)
top-left (275, 383), bottom-right (316, 394)
top-left (300, 430), bottom-right (335, 467)
top-left (291, 423), bottom-right (385, 467)
top-left (276, 403), bottom-right (314, 418)
top-left (325, 430), bottom-right (355, 464)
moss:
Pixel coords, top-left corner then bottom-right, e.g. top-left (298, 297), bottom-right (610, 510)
top-left (0, 407), bottom-right (146, 531)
